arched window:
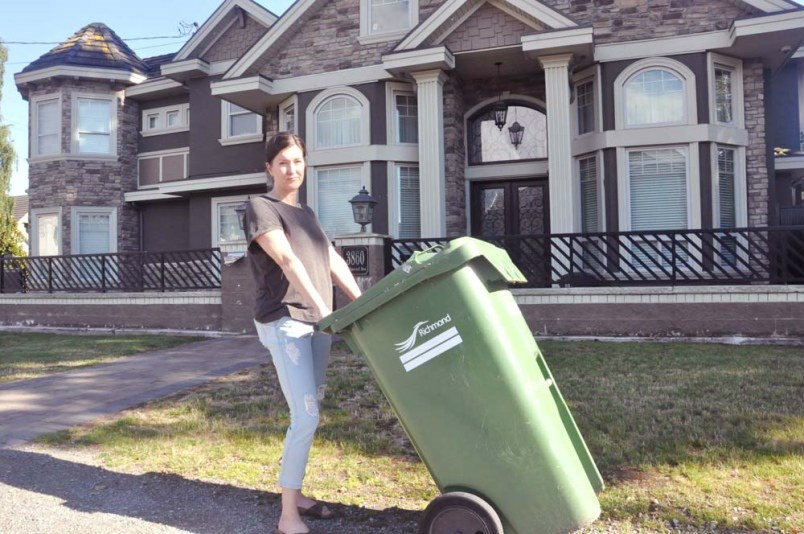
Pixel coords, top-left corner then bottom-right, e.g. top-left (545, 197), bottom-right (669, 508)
top-left (315, 95), bottom-right (362, 148)
top-left (614, 58), bottom-right (696, 129)
top-left (624, 68), bottom-right (685, 126)
top-left (467, 102), bottom-right (547, 165)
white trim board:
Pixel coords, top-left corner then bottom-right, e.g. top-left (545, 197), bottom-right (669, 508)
top-left (15, 65), bottom-right (145, 87)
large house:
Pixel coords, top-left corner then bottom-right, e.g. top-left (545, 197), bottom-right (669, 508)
top-left (13, 0), bottom-right (804, 265)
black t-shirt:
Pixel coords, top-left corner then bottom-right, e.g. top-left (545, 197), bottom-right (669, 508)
top-left (244, 195), bottom-right (332, 324)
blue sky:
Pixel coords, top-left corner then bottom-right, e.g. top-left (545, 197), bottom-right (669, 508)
top-left (0, 0), bottom-right (295, 196)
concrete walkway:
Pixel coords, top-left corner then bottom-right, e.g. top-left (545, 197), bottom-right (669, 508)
top-left (0, 336), bottom-right (265, 447)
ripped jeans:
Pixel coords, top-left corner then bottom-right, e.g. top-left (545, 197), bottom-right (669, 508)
top-left (254, 316), bottom-right (332, 490)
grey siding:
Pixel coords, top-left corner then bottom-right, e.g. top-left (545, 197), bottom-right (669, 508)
top-left (768, 62), bottom-right (801, 152)
top-left (141, 201), bottom-right (190, 252)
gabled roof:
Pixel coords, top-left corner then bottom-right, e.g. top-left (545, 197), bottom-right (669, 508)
top-left (142, 53), bottom-right (177, 78)
top-left (171, 0), bottom-right (277, 62)
top-left (21, 23), bottom-right (148, 75)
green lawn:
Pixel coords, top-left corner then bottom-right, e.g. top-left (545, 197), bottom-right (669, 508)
top-left (39, 340), bottom-right (804, 533)
top-left (0, 332), bottom-right (202, 383)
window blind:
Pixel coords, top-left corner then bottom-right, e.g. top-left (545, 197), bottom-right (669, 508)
top-left (579, 156), bottom-right (598, 232)
top-left (629, 148), bottom-right (687, 231)
top-left (398, 165), bottom-right (420, 238)
top-left (37, 99), bottom-right (60, 156)
top-left (717, 147), bottom-right (736, 228)
top-left (77, 213), bottom-right (111, 254)
top-left (317, 166), bottom-right (362, 237)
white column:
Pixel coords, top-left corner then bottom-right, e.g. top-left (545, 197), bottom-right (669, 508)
top-left (411, 69), bottom-right (448, 238)
top-left (538, 53), bottom-right (576, 235)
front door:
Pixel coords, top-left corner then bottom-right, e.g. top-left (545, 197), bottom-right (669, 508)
top-left (470, 179), bottom-right (550, 285)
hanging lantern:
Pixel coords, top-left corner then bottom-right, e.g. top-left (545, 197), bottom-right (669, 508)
top-left (508, 121), bottom-right (525, 149)
top-left (492, 62), bottom-right (507, 130)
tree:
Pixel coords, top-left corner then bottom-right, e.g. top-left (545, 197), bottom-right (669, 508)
top-left (0, 39), bottom-right (26, 257)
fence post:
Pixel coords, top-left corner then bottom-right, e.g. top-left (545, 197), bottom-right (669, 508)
top-left (160, 253), bottom-right (166, 292)
top-left (101, 256), bottom-right (107, 292)
top-left (48, 257), bottom-right (53, 293)
top-left (0, 255), bottom-right (5, 294)
top-left (671, 234), bottom-right (677, 285)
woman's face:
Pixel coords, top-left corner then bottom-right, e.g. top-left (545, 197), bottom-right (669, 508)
top-left (266, 143), bottom-right (305, 194)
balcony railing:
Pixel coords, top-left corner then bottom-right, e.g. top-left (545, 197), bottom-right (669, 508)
top-left (0, 248), bottom-right (222, 293)
top-left (388, 226), bottom-right (804, 288)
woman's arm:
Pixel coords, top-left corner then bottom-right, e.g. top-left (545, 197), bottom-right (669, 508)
top-left (255, 229), bottom-right (332, 317)
top-left (329, 246), bottom-right (362, 301)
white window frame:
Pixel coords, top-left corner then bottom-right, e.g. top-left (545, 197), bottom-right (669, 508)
top-left (279, 95), bottom-right (298, 134)
top-left (306, 86), bottom-right (370, 151)
top-left (211, 195), bottom-right (249, 254)
top-left (359, 0), bottom-right (419, 44)
top-left (575, 152), bottom-right (605, 233)
top-left (29, 207), bottom-right (62, 257)
top-left (307, 162), bottom-right (372, 237)
top-left (572, 66), bottom-right (599, 137)
top-left (30, 93), bottom-right (62, 160)
top-left (219, 101), bottom-right (263, 146)
top-left (387, 162), bottom-right (421, 238)
top-left (386, 82), bottom-right (418, 146)
top-left (137, 148), bottom-right (190, 187)
top-left (617, 144), bottom-right (701, 232)
top-left (70, 206), bottom-right (118, 255)
top-left (711, 144), bottom-right (747, 228)
top-left (141, 103), bottom-right (190, 136)
top-left (614, 57), bottom-right (697, 130)
top-left (707, 53), bottom-right (744, 128)
top-left (71, 93), bottom-right (118, 157)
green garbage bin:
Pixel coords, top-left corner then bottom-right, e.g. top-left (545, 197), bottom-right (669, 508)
top-left (319, 237), bottom-right (604, 534)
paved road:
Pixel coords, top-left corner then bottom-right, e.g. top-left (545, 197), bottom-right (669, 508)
top-left (0, 336), bottom-right (265, 447)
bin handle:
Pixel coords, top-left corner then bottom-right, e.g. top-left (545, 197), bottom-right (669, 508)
top-left (409, 243), bottom-right (446, 265)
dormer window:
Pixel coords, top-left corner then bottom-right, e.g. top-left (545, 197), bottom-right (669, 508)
top-left (360, 0), bottom-right (418, 43)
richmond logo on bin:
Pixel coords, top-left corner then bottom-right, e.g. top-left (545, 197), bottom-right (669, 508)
top-left (394, 314), bottom-right (463, 372)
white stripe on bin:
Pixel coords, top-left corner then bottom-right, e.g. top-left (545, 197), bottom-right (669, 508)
top-left (402, 331), bottom-right (463, 372)
top-left (399, 327), bottom-right (460, 364)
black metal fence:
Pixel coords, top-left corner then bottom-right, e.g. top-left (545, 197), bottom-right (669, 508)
top-left (388, 226), bottom-right (804, 288)
top-left (0, 249), bottom-right (222, 293)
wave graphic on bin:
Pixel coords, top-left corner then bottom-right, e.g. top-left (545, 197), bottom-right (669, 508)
top-left (395, 316), bottom-right (463, 372)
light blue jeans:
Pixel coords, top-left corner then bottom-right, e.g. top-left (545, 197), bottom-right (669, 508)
top-left (254, 317), bottom-right (332, 490)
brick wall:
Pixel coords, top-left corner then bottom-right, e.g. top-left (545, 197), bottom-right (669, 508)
top-left (27, 79), bottom-right (140, 254)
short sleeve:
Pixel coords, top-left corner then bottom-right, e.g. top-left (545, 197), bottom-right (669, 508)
top-left (245, 197), bottom-right (283, 245)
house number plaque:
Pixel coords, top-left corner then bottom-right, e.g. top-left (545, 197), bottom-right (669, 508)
top-left (342, 246), bottom-right (369, 276)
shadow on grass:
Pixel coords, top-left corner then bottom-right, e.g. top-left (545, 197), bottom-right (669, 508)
top-left (0, 448), bottom-right (421, 534)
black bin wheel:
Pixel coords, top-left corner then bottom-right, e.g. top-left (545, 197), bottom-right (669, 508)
top-left (418, 491), bottom-right (503, 534)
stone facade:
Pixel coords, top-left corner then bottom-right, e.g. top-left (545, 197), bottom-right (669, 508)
top-left (26, 79), bottom-right (139, 255)
top-left (556, 0), bottom-right (758, 44)
top-left (443, 74), bottom-right (466, 236)
top-left (201, 14), bottom-right (268, 63)
top-left (743, 59), bottom-right (769, 228)
top-left (442, 2), bottom-right (547, 53)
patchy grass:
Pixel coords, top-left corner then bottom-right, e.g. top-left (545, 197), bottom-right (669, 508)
top-left (0, 333), bottom-right (202, 383)
top-left (40, 340), bottom-right (804, 533)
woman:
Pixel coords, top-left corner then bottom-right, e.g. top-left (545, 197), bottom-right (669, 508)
top-left (245, 132), bottom-right (362, 534)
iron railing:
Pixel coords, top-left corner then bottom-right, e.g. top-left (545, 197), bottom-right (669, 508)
top-left (0, 248), bottom-right (222, 293)
top-left (388, 226), bottom-right (804, 287)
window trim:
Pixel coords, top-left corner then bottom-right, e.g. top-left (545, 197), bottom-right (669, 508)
top-left (711, 144), bottom-right (747, 229)
top-left (219, 101), bottom-right (263, 146)
top-left (359, 0), bottom-right (419, 44)
top-left (30, 93), bottom-right (62, 160)
top-left (69, 206), bottom-right (118, 255)
top-left (70, 92), bottom-right (118, 157)
top-left (386, 82), bottom-right (418, 146)
top-left (141, 103), bottom-right (190, 136)
top-left (137, 148), bottom-right (190, 188)
top-left (616, 144), bottom-right (701, 232)
top-left (308, 162), bottom-right (372, 236)
top-left (279, 95), bottom-right (298, 134)
top-left (574, 152), bottom-right (605, 233)
top-left (387, 162), bottom-right (421, 238)
top-left (614, 57), bottom-right (697, 130)
top-left (29, 207), bottom-right (62, 257)
top-left (211, 195), bottom-right (249, 253)
top-left (707, 53), bottom-right (744, 128)
top-left (306, 86), bottom-right (371, 151)
top-left (572, 65), bottom-right (600, 137)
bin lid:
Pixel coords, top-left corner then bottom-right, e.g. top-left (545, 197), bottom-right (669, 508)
top-left (319, 236), bottom-right (526, 334)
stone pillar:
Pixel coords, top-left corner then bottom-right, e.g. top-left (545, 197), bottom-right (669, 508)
top-left (538, 53), bottom-right (576, 234)
top-left (411, 69), bottom-right (448, 238)
top-left (220, 256), bottom-right (257, 333)
top-left (332, 233), bottom-right (389, 309)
